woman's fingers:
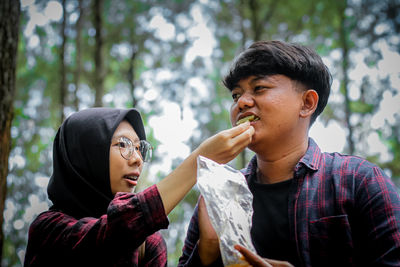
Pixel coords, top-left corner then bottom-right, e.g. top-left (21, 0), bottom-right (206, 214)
top-left (227, 121), bottom-right (253, 136)
top-left (197, 122), bottom-right (254, 164)
top-left (221, 123), bottom-right (254, 160)
top-left (224, 121), bottom-right (254, 143)
top-left (231, 123), bottom-right (254, 148)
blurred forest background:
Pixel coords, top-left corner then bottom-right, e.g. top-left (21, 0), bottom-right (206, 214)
top-left (1, 0), bottom-right (400, 266)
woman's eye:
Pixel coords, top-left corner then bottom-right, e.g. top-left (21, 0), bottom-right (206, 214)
top-left (118, 142), bottom-right (127, 148)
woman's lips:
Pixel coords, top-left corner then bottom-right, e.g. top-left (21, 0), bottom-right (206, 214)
top-left (125, 178), bottom-right (137, 186)
top-left (124, 175), bottom-right (139, 186)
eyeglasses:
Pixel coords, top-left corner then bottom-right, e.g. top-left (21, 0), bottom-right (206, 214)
top-left (115, 136), bottom-right (153, 162)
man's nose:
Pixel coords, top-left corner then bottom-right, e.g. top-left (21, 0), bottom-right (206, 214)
top-left (237, 92), bottom-right (255, 110)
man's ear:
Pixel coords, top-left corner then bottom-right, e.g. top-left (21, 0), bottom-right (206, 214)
top-left (300, 89), bottom-right (318, 118)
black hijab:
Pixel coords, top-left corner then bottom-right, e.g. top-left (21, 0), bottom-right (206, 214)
top-left (47, 108), bottom-right (146, 219)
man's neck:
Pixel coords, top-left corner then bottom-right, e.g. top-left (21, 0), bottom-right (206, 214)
top-left (256, 138), bottom-right (308, 184)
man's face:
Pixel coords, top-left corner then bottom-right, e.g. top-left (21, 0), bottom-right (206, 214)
top-left (229, 74), bottom-right (305, 152)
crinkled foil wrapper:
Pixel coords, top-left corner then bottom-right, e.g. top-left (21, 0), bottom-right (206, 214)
top-left (197, 156), bottom-right (256, 266)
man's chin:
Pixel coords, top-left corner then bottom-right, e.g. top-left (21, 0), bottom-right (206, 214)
top-left (247, 142), bottom-right (257, 153)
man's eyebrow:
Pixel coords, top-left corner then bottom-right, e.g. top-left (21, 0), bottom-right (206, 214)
top-left (249, 75), bottom-right (271, 85)
top-left (231, 75), bottom-right (274, 90)
top-left (231, 84), bottom-right (241, 90)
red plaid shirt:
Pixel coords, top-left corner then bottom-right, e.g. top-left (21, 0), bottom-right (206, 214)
top-left (178, 138), bottom-right (400, 266)
top-left (25, 185), bottom-right (169, 267)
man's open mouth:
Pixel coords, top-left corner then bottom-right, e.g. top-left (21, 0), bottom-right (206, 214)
top-left (236, 115), bottom-right (260, 125)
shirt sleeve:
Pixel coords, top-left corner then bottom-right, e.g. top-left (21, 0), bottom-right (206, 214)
top-left (24, 185), bottom-right (169, 265)
top-left (355, 163), bottom-right (400, 265)
top-left (106, 185), bottom-right (169, 247)
top-left (178, 203), bottom-right (201, 266)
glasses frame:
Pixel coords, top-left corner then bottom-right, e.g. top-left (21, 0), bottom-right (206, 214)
top-left (115, 136), bottom-right (153, 162)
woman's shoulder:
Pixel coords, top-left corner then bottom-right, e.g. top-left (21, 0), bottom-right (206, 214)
top-left (30, 209), bottom-right (76, 230)
top-left (35, 209), bottom-right (67, 220)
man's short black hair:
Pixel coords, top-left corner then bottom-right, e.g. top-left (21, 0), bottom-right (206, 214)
top-left (223, 40), bottom-right (332, 126)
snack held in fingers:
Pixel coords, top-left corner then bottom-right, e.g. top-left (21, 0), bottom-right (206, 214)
top-left (236, 114), bottom-right (260, 125)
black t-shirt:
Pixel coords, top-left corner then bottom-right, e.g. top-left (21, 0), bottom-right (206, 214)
top-left (249, 176), bottom-right (300, 266)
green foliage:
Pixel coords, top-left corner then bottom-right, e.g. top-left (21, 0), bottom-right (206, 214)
top-left (379, 132), bottom-right (400, 183)
top-left (349, 100), bottom-right (374, 114)
top-left (219, 35), bottom-right (241, 62)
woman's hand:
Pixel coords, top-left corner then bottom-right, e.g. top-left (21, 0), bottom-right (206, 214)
top-left (198, 196), bottom-right (220, 265)
top-left (157, 122), bottom-right (253, 215)
top-left (234, 244), bottom-right (294, 267)
top-left (195, 121), bottom-right (254, 164)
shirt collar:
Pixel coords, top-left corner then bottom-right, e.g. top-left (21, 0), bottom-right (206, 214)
top-left (296, 138), bottom-right (321, 171)
top-left (241, 138), bottom-right (321, 178)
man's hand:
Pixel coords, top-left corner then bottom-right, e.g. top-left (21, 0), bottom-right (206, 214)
top-left (234, 244), bottom-right (294, 267)
top-left (198, 196), bottom-right (221, 265)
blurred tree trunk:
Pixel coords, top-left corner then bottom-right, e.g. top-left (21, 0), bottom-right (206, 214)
top-left (93, 0), bottom-right (104, 107)
top-left (60, 0), bottom-right (67, 123)
top-left (0, 0), bottom-right (20, 262)
top-left (73, 0), bottom-right (84, 111)
top-left (248, 0), bottom-right (278, 41)
top-left (238, 0), bottom-right (246, 50)
top-left (127, 34), bottom-right (138, 107)
top-left (338, 0), bottom-right (355, 155)
top-left (249, 0), bottom-right (262, 41)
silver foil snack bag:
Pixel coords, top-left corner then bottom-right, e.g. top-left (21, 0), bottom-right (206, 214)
top-left (197, 156), bottom-right (257, 266)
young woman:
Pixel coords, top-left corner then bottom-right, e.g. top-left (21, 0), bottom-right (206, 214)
top-left (24, 107), bottom-right (254, 266)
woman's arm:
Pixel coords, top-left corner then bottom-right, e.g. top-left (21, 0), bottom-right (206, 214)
top-left (156, 122), bottom-right (254, 215)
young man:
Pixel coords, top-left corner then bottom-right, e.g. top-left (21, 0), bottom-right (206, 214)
top-left (178, 40), bottom-right (400, 266)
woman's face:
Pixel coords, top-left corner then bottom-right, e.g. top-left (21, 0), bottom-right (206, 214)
top-left (109, 120), bottom-right (143, 194)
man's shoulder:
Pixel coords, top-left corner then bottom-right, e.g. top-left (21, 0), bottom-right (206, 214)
top-left (321, 151), bottom-right (379, 168)
top-left (317, 151), bottom-right (390, 184)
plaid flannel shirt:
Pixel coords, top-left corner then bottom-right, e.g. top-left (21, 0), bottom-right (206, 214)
top-left (25, 185), bottom-right (169, 267)
top-left (178, 138), bottom-right (400, 267)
